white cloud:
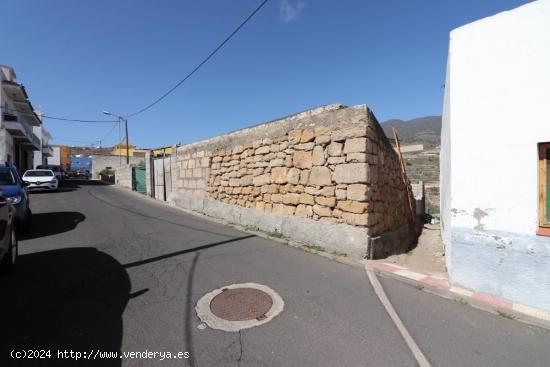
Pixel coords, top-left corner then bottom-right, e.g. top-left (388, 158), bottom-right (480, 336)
top-left (280, 0), bottom-right (306, 23)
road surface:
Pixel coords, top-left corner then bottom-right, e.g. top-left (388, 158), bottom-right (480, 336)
top-left (1, 180), bottom-right (549, 366)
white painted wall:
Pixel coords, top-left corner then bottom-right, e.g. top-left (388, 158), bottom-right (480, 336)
top-left (443, 0), bottom-right (550, 235)
top-left (48, 146), bottom-right (61, 166)
top-left (441, 0), bottom-right (550, 310)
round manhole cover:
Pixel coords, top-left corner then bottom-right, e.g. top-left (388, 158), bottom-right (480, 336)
top-left (210, 288), bottom-right (273, 321)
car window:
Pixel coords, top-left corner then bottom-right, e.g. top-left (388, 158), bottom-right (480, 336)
top-left (0, 168), bottom-right (16, 185)
top-left (24, 170), bottom-right (54, 177)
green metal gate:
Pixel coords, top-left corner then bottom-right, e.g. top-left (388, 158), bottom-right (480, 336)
top-left (132, 166), bottom-right (147, 194)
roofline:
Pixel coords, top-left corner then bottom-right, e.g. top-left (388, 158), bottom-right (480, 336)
top-left (0, 64), bottom-right (16, 79)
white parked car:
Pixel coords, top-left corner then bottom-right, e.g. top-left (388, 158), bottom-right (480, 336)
top-left (22, 170), bottom-right (59, 191)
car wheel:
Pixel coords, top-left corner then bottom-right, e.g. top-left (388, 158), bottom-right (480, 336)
top-left (0, 226), bottom-right (17, 274)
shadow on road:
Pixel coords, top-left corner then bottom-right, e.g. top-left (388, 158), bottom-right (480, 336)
top-left (0, 247), bottom-right (131, 366)
top-left (21, 211), bottom-right (85, 240)
top-left (122, 234), bottom-right (256, 269)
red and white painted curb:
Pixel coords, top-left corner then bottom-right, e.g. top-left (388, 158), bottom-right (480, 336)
top-left (370, 262), bottom-right (550, 328)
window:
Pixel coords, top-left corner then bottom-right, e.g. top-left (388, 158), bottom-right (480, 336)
top-left (538, 143), bottom-right (550, 235)
top-left (0, 168), bottom-right (16, 185)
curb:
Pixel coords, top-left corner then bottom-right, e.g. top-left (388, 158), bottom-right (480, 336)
top-left (369, 262), bottom-right (550, 330)
top-left (104, 182), bottom-right (550, 331)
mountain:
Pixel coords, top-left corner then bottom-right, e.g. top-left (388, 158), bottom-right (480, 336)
top-left (380, 116), bottom-right (441, 148)
top-left (70, 146), bottom-right (114, 157)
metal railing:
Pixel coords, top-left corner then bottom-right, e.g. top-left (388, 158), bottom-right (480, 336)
top-left (2, 109), bottom-right (41, 148)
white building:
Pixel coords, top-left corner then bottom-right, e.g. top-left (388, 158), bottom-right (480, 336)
top-left (441, 0), bottom-right (550, 311)
top-left (32, 116), bottom-right (53, 168)
top-left (0, 65), bottom-right (42, 173)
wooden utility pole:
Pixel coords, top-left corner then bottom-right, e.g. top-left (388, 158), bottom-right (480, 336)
top-left (392, 127), bottom-right (417, 233)
top-left (124, 118), bottom-right (129, 164)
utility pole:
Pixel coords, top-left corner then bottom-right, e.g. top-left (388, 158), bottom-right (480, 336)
top-left (103, 110), bottom-right (130, 165)
top-left (124, 117), bottom-right (129, 164)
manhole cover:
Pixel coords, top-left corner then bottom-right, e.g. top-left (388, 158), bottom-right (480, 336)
top-left (196, 282), bottom-right (284, 332)
top-left (210, 288), bottom-right (273, 321)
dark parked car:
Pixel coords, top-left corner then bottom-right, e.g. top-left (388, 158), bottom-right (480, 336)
top-left (0, 192), bottom-right (17, 273)
top-left (0, 163), bottom-right (31, 231)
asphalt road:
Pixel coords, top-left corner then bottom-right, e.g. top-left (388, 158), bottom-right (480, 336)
top-left (1, 180), bottom-right (549, 367)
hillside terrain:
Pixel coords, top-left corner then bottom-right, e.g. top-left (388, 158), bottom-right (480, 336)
top-left (381, 116), bottom-right (442, 214)
top-left (381, 116), bottom-right (441, 148)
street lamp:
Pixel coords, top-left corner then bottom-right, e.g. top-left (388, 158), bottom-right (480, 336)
top-left (103, 110), bottom-right (129, 164)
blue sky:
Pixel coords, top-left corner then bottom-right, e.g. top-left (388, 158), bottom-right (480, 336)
top-left (2, 0), bottom-right (530, 148)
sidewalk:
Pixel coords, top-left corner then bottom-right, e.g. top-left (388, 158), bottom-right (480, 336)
top-left (367, 224), bottom-right (550, 330)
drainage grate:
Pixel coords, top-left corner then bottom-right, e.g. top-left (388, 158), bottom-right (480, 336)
top-left (210, 287), bottom-right (273, 321)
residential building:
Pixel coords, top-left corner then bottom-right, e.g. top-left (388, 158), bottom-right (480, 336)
top-left (48, 145), bottom-right (71, 171)
top-left (32, 113), bottom-right (53, 168)
top-left (111, 142), bottom-right (147, 158)
top-left (151, 146), bottom-right (173, 157)
top-left (0, 65), bottom-right (41, 173)
top-left (441, 0), bottom-right (550, 311)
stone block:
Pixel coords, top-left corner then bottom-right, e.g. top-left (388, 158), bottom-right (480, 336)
top-left (336, 189), bottom-right (346, 200)
top-left (341, 212), bottom-right (369, 226)
top-left (319, 186), bottom-right (335, 197)
top-left (305, 186), bottom-right (320, 195)
top-left (282, 193), bottom-right (300, 205)
top-left (332, 163), bottom-right (369, 184)
top-left (270, 144), bottom-right (281, 153)
top-left (315, 196), bottom-right (336, 207)
top-left (294, 142), bottom-right (315, 151)
top-left (327, 157), bottom-right (346, 164)
top-left (314, 126), bottom-right (331, 137)
top-left (193, 168), bottom-right (203, 178)
top-left (229, 178), bottom-right (240, 187)
top-left (343, 138), bottom-right (367, 154)
top-left (300, 129), bottom-right (315, 143)
top-left (331, 126), bottom-right (366, 142)
top-left (267, 184), bottom-right (279, 194)
top-left (299, 169), bottom-right (310, 185)
top-left (299, 193), bottom-right (315, 205)
top-left (287, 168), bottom-right (300, 185)
top-left (347, 184), bottom-right (368, 201)
top-left (271, 167), bottom-right (288, 184)
top-left (295, 204), bottom-right (313, 218)
top-left (253, 173), bottom-right (271, 186)
top-left (308, 166), bottom-right (332, 186)
top-left (312, 146), bottom-right (326, 166)
top-left (293, 151), bottom-right (313, 169)
top-left (271, 193), bottom-right (283, 203)
top-left (346, 153), bottom-right (367, 162)
top-left (313, 204), bottom-right (332, 217)
top-left (241, 175), bottom-right (253, 186)
top-left (288, 130), bottom-right (302, 145)
top-left (327, 142), bottom-right (343, 156)
top-left (337, 200), bottom-right (368, 214)
top-left (284, 156), bottom-right (293, 167)
top-left (270, 158), bottom-right (284, 167)
top-left (315, 135), bottom-right (331, 145)
top-left (201, 157), bottom-right (210, 168)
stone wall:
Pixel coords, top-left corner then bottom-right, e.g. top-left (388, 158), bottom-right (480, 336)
top-left (114, 164), bottom-right (133, 190)
top-left (91, 155), bottom-right (143, 179)
top-left (167, 104), bottom-right (415, 258)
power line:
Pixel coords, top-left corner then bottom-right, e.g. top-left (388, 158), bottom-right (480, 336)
top-left (2, 0), bottom-right (269, 123)
top-left (123, 0), bottom-right (270, 118)
top-left (1, 106), bottom-right (116, 123)
top-left (42, 115), bottom-right (118, 123)
top-left (100, 122), bottom-right (118, 141)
